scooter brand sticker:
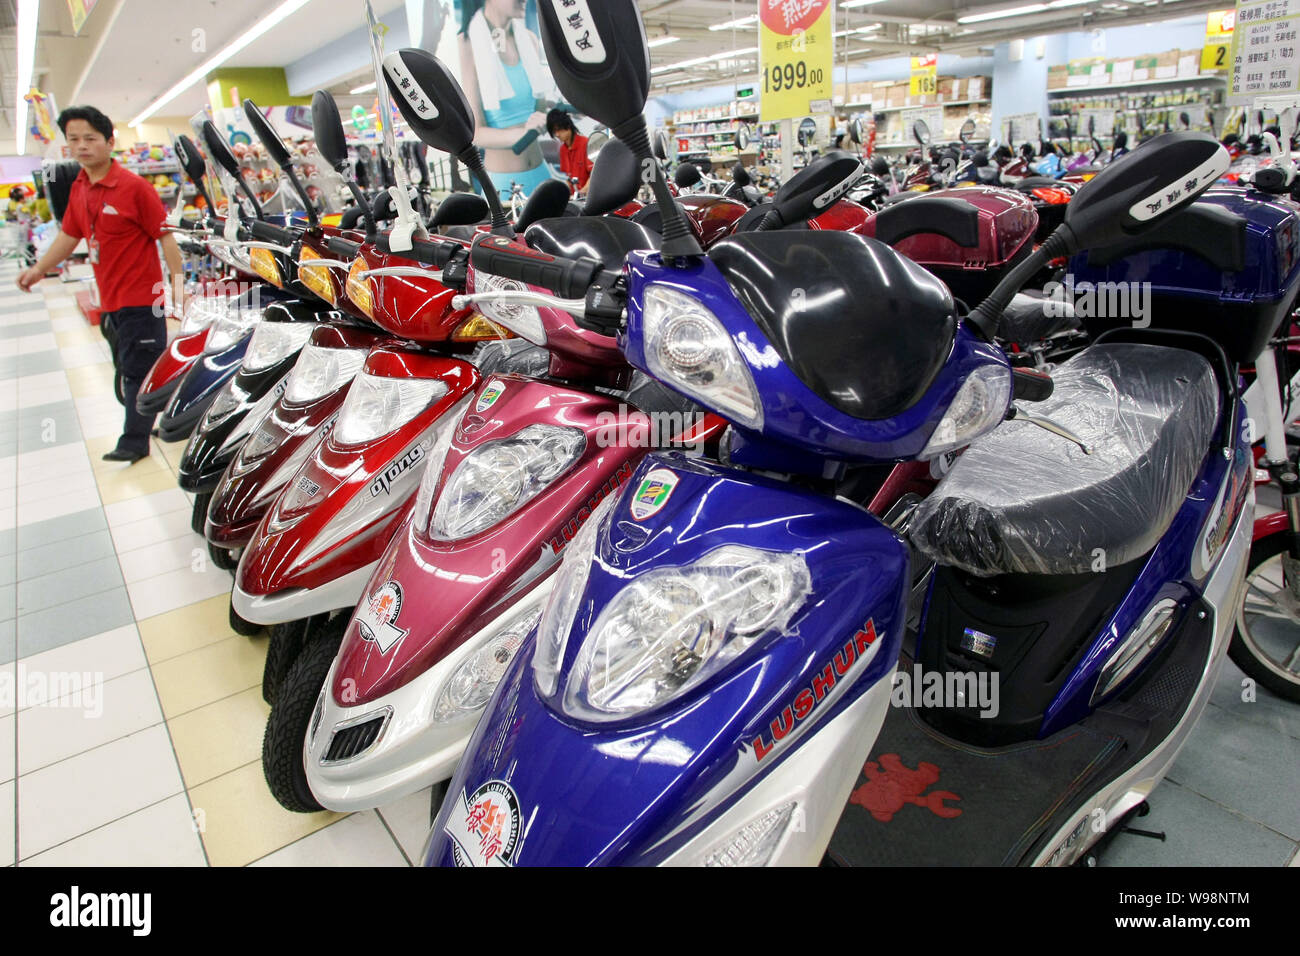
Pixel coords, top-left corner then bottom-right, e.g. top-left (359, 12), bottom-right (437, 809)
top-left (356, 580), bottom-right (409, 654)
top-left (629, 467), bottom-right (677, 521)
top-left (960, 627), bottom-right (997, 659)
top-left (382, 52), bottom-right (439, 121)
top-left (547, 0), bottom-right (606, 65)
top-left (475, 379), bottom-right (505, 413)
top-left (445, 779), bottom-right (522, 867)
top-left (369, 443), bottom-right (426, 497)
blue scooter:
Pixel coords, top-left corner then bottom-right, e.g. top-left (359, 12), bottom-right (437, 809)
top-left (421, 1), bottom-right (1255, 867)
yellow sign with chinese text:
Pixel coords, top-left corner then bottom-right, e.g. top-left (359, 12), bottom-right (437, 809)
top-left (1202, 9), bottom-right (1235, 73)
top-left (910, 54), bottom-right (938, 96)
top-left (759, 0), bottom-right (834, 122)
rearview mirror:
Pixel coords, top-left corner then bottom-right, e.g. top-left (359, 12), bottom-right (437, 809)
top-left (772, 150), bottom-right (863, 226)
top-left (243, 100), bottom-right (291, 168)
top-left (798, 117), bottom-right (816, 147)
top-left (536, 0), bottom-right (649, 131)
top-left (653, 129), bottom-right (670, 162)
top-left (849, 118), bottom-right (864, 146)
top-left (587, 127), bottom-right (610, 161)
top-left (174, 134), bottom-right (207, 185)
top-left (913, 120), bottom-right (930, 147)
top-left (382, 49), bottom-right (476, 156)
top-left (201, 119), bottom-right (261, 217)
top-left (959, 119), bottom-right (975, 144)
top-left (735, 124), bottom-right (752, 151)
top-left (1063, 130), bottom-right (1228, 251)
top-left (583, 137), bottom-right (640, 216)
top-left (311, 91), bottom-right (350, 172)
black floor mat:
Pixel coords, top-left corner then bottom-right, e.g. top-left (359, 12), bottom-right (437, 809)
top-left (827, 685), bottom-right (1125, 866)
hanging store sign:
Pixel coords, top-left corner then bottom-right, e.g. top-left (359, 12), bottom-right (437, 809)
top-left (910, 54), bottom-right (938, 96)
top-left (1229, 0), bottom-right (1300, 103)
top-left (760, 0), bottom-right (835, 122)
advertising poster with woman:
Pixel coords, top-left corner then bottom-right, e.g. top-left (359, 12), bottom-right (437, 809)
top-left (416, 0), bottom-right (570, 201)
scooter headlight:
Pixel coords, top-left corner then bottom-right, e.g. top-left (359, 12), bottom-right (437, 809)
top-left (533, 494), bottom-right (618, 698)
top-left (180, 295), bottom-right (227, 334)
top-left (918, 362), bottom-right (1011, 460)
top-left (202, 380), bottom-right (243, 428)
top-left (204, 303), bottom-right (263, 353)
top-left (218, 375), bottom-right (290, 454)
top-left (433, 607), bottom-right (544, 722)
top-left (641, 284), bottom-right (761, 430)
top-left (334, 372), bottom-right (449, 446)
top-left (474, 272), bottom-right (547, 345)
top-left (241, 321), bottom-right (315, 373)
top-left (559, 545), bottom-right (811, 722)
top-left (428, 425), bottom-right (585, 541)
top-left (283, 342), bottom-right (367, 405)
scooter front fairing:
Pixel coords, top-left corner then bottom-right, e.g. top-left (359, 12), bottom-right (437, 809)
top-left (305, 375), bottom-right (656, 810)
top-left (232, 345), bottom-right (480, 625)
top-left (425, 454), bottom-right (907, 866)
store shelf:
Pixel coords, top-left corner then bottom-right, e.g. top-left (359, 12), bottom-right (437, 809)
top-left (1049, 74), bottom-right (1223, 95)
top-left (873, 98), bottom-right (991, 114)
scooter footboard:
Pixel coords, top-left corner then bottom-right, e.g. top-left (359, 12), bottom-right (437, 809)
top-left (425, 453), bottom-right (911, 867)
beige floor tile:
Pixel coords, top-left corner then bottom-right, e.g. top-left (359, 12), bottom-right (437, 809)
top-left (89, 441), bottom-right (169, 478)
top-left (167, 686), bottom-right (270, 789)
top-left (137, 593), bottom-right (239, 664)
top-left (149, 633), bottom-right (266, 719)
top-left (65, 364), bottom-right (116, 399)
top-left (188, 761), bottom-right (343, 867)
top-left (54, 330), bottom-right (99, 349)
top-left (95, 466), bottom-right (181, 504)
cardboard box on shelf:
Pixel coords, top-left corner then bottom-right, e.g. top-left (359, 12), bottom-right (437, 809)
top-left (886, 83), bottom-right (907, 108)
top-left (937, 77), bottom-right (955, 98)
top-left (1177, 49), bottom-right (1200, 77)
top-left (849, 81), bottom-right (872, 103)
top-left (1048, 65), bottom-right (1068, 90)
top-left (1155, 49), bottom-right (1179, 80)
top-left (966, 76), bottom-right (987, 100)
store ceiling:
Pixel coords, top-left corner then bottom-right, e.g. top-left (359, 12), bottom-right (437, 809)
top-left (0, 0), bottom-right (1229, 153)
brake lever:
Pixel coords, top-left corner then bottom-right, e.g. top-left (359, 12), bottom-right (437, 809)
top-left (1008, 405), bottom-right (1092, 455)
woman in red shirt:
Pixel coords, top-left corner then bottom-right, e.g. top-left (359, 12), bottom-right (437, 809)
top-left (547, 109), bottom-right (592, 194)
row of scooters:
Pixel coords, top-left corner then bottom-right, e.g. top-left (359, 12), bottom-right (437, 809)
top-left (133, 0), bottom-right (1300, 866)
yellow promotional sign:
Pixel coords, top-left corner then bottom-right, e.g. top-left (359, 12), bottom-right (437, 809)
top-left (910, 54), bottom-right (938, 96)
top-left (759, 0), bottom-right (834, 122)
top-left (66, 0), bottom-right (99, 36)
top-left (1201, 9), bottom-right (1235, 73)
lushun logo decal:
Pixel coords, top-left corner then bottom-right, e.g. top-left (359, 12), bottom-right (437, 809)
top-left (356, 580), bottom-right (409, 654)
top-left (445, 779), bottom-right (523, 867)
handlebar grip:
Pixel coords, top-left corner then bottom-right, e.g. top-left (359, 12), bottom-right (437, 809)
top-left (512, 129), bottom-right (540, 155)
top-left (1012, 367), bottom-right (1054, 402)
top-left (325, 236), bottom-right (361, 258)
top-left (248, 219), bottom-right (295, 245)
top-left (403, 237), bottom-right (464, 269)
top-left (470, 235), bottom-right (602, 299)
top-left (1254, 166), bottom-right (1288, 192)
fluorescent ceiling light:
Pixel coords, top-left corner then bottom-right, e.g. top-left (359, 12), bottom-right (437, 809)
top-left (834, 24), bottom-right (882, 37)
top-left (652, 47), bottom-right (758, 75)
top-left (130, 0), bottom-right (315, 127)
top-left (648, 35), bottom-right (681, 48)
top-left (843, 0), bottom-right (888, 6)
top-left (1049, 0), bottom-right (1095, 7)
top-left (958, 3), bottom-right (1048, 22)
top-left (710, 15), bottom-right (758, 30)
top-left (350, 81), bottom-right (377, 94)
top-left (15, 0), bottom-right (38, 154)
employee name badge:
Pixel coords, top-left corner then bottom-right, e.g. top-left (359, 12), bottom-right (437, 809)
top-left (88, 236), bottom-right (100, 265)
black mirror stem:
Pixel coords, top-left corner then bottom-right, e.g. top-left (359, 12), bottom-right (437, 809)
top-left (456, 145), bottom-right (512, 234)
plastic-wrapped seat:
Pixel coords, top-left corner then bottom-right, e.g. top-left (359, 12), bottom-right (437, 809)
top-left (1000, 292), bottom-right (1079, 346)
top-left (909, 342), bottom-right (1219, 577)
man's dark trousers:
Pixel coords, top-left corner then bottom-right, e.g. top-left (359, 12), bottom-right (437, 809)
top-left (105, 306), bottom-right (167, 456)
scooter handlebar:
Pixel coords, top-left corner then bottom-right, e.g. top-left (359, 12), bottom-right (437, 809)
top-left (325, 236), bottom-right (361, 258)
top-left (246, 219), bottom-right (296, 246)
top-left (470, 234), bottom-right (603, 300)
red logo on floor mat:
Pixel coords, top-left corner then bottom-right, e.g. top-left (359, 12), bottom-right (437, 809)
top-left (849, 754), bottom-right (962, 822)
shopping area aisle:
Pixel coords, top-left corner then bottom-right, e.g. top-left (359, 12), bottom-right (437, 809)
top-left (1, 261), bottom-right (1299, 867)
top-left (0, 265), bottom-right (434, 867)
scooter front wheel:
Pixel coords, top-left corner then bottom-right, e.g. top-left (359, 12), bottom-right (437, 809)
top-left (191, 491), bottom-right (212, 536)
top-left (428, 779), bottom-right (450, 827)
top-left (262, 617), bottom-right (347, 813)
top-left (1232, 529), bottom-right (1300, 702)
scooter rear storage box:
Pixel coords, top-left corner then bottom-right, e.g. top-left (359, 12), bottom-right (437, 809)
top-left (859, 186), bottom-right (1038, 305)
top-left (1069, 186), bottom-right (1300, 364)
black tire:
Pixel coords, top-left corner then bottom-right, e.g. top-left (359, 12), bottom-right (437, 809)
top-left (1231, 530), bottom-right (1300, 702)
top-left (208, 541), bottom-right (239, 571)
top-left (262, 617), bottom-right (347, 813)
top-left (263, 617), bottom-right (312, 705)
top-left (191, 491), bottom-right (212, 535)
top-left (429, 778), bottom-right (451, 827)
top-left (229, 597), bottom-right (263, 636)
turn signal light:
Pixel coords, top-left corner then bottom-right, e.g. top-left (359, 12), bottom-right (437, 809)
top-left (250, 248), bottom-right (284, 288)
top-left (346, 256), bottom-right (376, 320)
top-left (452, 314), bottom-right (514, 342)
top-left (298, 246), bottom-right (337, 306)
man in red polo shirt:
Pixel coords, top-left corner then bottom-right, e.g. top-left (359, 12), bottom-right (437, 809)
top-left (546, 109), bottom-right (592, 193)
top-left (17, 105), bottom-right (186, 463)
